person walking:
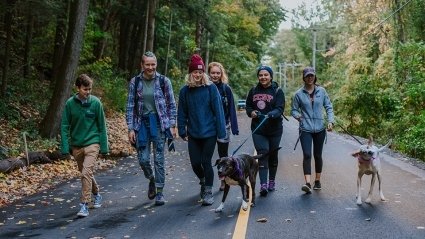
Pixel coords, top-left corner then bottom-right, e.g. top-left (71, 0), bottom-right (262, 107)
top-left (126, 51), bottom-right (177, 206)
top-left (61, 74), bottom-right (109, 217)
top-left (207, 62), bottom-right (239, 191)
top-left (291, 66), bottom-right (334, 194)
top-left (246, 65), bottom-right (285, 197)
top-left (177, 54), bottom-right (226, 206)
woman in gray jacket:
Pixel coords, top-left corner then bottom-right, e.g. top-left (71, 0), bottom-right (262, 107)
top-left (291, 67), bottom-right (334, 194)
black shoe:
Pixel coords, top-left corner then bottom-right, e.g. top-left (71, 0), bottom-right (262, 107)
top-left (302, 183), bottom-right (312, 194)
top-left (148, 181), bottom-right (156, 200)
top-left (313, 180), bottom-right (321, 190)
top-left (259, 183), bottom-right (268, 197)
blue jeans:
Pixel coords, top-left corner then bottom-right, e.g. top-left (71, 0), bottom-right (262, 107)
top-left (136, 121), bottom-right (166, 188)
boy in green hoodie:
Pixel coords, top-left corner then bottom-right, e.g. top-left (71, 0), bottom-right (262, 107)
top-left (61, 74), bottom-right (109, 217)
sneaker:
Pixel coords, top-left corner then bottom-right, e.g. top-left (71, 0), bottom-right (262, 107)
top-left (202, 188), bottom-right (214, 206)
top-left (313, 180), bottom-right (321, 190)
top-left (268, 180), bottom-right (275, 191)
top-left (155, 192), bottom-right (165, 206)
top-left (260, 183), bottom-right (268, 197)
top-left (148, 181), bottom-right (156, 200)
top-left (77, 203), bottom-right (89, 217)
top-left (302, 183), bottom-right (312, 194)
top-left (93, 193), bottom-right (102, 208)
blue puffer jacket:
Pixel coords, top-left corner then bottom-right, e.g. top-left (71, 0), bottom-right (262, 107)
top-left (291, 85), bottom-right (334, 133)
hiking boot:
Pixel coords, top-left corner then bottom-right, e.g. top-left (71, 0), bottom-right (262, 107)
top-left (77, 203), bottom-right (89, 217)
top-left (155, 192), bottom-right (165, 206)
top-left (302, 183), bottom-right (312, 194)
top-left (313, 180), bottom-right (322, 190)
top-left (202, 187), bottom-right (214, 206)
top-left (260, 183), bottom-right (268, 197)
top-left (148, 181), bottom-right (156, 200)
top-left (93, 193), bottom-right (102, 208)
top-left (268, 180), bottom-right (275, 191)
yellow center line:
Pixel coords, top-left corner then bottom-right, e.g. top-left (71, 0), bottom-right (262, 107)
top-left (232, 180), bottom-right (252, 239)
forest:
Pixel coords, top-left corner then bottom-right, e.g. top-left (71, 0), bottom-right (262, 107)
top-left (0, 0), bottom-right (424, 163)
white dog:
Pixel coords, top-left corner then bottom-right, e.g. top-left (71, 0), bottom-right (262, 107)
top-left (351, 138), bottom-right (391, 205)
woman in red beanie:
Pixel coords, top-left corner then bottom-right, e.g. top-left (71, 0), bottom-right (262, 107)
top-left (177, 54), bottom-right (226, 206)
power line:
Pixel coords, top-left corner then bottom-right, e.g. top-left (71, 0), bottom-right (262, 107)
top-left (366, 0), bottom-right (414, 36)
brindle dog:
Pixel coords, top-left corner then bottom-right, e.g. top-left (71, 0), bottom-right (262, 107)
top-left (214, 147), bottom-right (281, 212)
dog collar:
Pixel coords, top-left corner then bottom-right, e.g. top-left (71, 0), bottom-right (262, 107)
top-left (357, 156), bottom-right (375, 164)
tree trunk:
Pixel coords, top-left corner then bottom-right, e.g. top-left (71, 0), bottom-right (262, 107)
top-left (51, 1), bottom-right (69, 88)
top-left (393, 0), bottom-right (405, 44)
top-left (23, 13), bottom-right (34, 78)
top-left (1, 0), bottom-right (15, 98)
top-left (146, 0), bottom-right (157, 52)
top-left (39, 0), bottom-right (90, 139)
top-left (93, 0), bottom-right (115, 60)
top-left (0, 151), bottom-right (69, 173)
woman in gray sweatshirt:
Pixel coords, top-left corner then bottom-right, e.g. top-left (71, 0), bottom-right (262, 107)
top-left (291, 67), bottom-right (335, 194)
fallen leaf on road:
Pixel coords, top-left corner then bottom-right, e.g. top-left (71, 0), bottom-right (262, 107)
top-left (365, 218), bottom-right (371, 221)
top-left (285, 218), bottom-right (292, 223)
top-left (16, 220), bottom-right (26, 224)
top-left (417, 226), bottom-right (424, 230)
top-left (257, 218), bottom-right (267, 223)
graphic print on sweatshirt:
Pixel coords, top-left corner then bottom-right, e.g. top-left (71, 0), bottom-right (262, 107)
top-left (253, 93), bottom-right (273, 110)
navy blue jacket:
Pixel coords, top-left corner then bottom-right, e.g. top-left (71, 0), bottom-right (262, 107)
top-left (178, 83), bottom-right (226, 139)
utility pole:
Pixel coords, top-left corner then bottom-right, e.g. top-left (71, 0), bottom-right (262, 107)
top-left (312, 29), bottom-right (317, 70)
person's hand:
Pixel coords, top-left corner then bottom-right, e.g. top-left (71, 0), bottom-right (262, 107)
top-left (128, 130), bottom-right (136, 145)
top-left (251, 110), bottom-right (259, 118)
top-left (267, 112), bottom-right (274, 118)
top-left (327, 122), bottom-right (333, 131)
top-left (171, 127), bottom-right (178, 138)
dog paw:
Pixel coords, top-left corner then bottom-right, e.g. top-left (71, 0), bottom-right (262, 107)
top-left (241, 201), bottom-right (248, 211)
top-left (380, 197), bottom-right (387, 201)
top-left (356, 200), bottom-right (362, 205)
top-left (365, 198), bottom-right (372, 204)
top-left (215, 208), bottom-right (223, 213)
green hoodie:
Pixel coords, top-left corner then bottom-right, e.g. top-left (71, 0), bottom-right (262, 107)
top-left (61, 94), bottom-right (109, 154)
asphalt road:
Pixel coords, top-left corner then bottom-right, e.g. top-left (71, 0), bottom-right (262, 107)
top-left (1, 112), bottom-right (425, 239)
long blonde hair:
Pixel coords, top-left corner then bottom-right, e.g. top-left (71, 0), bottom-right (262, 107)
top-left (185, 72), bottom-right (212, 88)
top-left (207, 62), bottom-right (228, 84)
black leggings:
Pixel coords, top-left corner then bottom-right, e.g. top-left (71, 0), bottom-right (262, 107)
top-left (217, 141), bottom-right (229, 158)
top-left (252, 133), bottom-right (282, 184)
top-left (188, 136), bottom-right (217, 187)
top-left (299, 130), bottom-right (326, 175)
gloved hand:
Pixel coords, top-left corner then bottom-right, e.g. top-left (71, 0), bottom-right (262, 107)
top-left (267, 112), bottom-right (274, 118)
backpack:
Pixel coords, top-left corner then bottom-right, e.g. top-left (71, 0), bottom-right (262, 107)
top-left (133, 74), bottom-right (166, 117)
top-left (219, 83), bottom-right (229, 116)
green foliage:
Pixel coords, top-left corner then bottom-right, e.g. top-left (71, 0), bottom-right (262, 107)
top-left (79, 58), bottom-right (128, 113)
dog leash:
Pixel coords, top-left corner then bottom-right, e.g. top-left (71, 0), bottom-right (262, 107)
top-left (334, 121), bottom-right (363, 145)
top-left (231, 115), bottom-right (269, 156)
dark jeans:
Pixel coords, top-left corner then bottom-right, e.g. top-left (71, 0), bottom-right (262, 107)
top-left (299, 129), bottom-right (326, 175)
top-left (188, 136), bottom-right (217, 187)
top-left (252, 133), bottom-right (282, 185)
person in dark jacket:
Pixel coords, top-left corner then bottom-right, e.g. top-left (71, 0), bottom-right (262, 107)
top-left (246, 65), bottom-right (285, 197)
top-left (177, 54), bottom-right (226, 206)
top-left (291, 67), bottom-right (334, 194)
top-left (208, 62), bottom-right (239, 191)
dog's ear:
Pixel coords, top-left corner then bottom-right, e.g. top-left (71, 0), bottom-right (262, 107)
top-left (368, 136), bottom-right (373, 146)
top-left (214, 158), bottom-right (221, 166)
top-left (351, 150), bottom-right (360, 157)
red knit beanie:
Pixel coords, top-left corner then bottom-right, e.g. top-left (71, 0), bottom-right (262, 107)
top-left (188, 54), bottom-right (205, 73)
